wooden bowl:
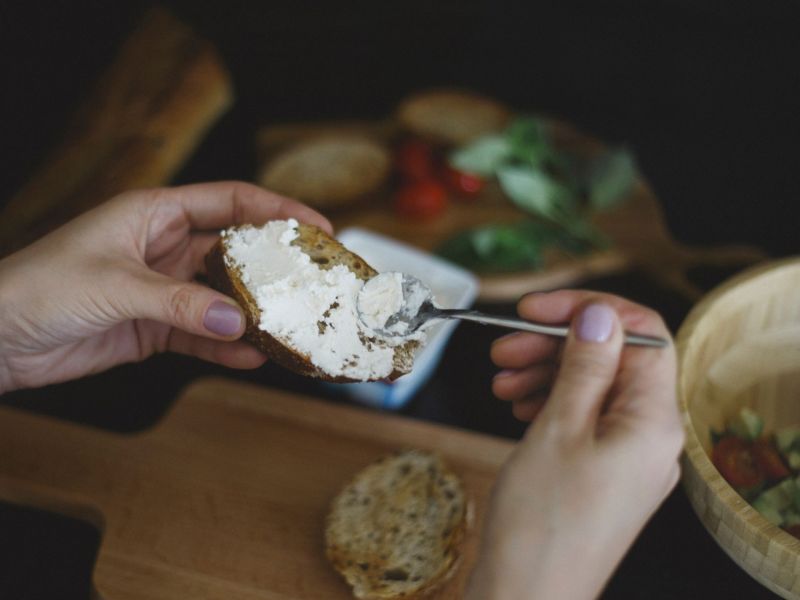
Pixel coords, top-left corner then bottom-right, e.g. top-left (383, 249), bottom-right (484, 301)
top-left (677, 257), bottom-right (800, 598)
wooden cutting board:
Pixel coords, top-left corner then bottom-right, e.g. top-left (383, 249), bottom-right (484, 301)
top-left (258, 118), bottom-right (766, 302)
top-left (0, 378), bottom-right (515, 599)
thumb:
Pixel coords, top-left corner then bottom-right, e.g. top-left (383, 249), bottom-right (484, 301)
top-left (129, 269), bottom-right (246, 340)
top-left (547, 302), bottom-right (624, 436)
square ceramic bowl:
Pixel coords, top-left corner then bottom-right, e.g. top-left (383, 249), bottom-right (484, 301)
top-left (331, 228), bottom-right (479, 409)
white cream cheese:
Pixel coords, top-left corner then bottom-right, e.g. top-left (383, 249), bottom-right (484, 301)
top-left (222, 220), bottom-right (424, 381)
top-left (358, 272), bottom-right (437, 336)
top-left (357, 271), bottom-right (406, 332)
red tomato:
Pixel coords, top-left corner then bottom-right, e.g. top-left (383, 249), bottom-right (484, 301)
top-left (441, 165), bottom-right (485, 198)
top-left (394, 179), bottom-right (448, 220)
top-left (712, 436), bottom-right (764, 489)
top-left (753, 438), bottom-right (791, 480)
top-left (395, 138), bottom-right (436, 181)
top-left (784, 524), bottom-right (800, 539)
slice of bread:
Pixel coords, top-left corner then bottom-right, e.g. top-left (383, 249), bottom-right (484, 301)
top-left (325, 450), bottom-right (469, 599)
top-left (397, 89), bottom-right (511, 147)
top-left (205, 221), bottom-right (418, 383)
top-left (257, 136), bottom-right (392, 210)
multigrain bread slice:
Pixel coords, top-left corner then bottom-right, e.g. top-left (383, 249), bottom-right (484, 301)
top-left (205, 221), bottom-right (418, 383)
top-left (257, 136), bottom-right (392, 210)
top-left (325, 450), bottom-right (470, 599)
top-left (397, 89), bottom-right (511, 147)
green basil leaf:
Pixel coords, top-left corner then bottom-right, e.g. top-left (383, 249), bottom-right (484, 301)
top-left (436, 220), bottom-right (600, 272)
top-left (449, 135), bottom-right (512, 177)
top-left (497, 166), bottom-right (573, 221)
top-left (437, 222), bottom-right (545, 272)
top-left (505, 117), bottom-right (552, 167)
top-left (588, 148), bottom-right (637, 211)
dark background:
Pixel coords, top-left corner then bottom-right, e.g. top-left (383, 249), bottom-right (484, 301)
top-left (0, 0), bottom-right (797, 598)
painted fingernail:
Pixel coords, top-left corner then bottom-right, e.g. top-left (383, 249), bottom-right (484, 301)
top-left (204, 300), bottom-right (243, 336)
top-left (492, 331), bottom-right (522, 346)
top-left (494, 369), bottom-right (518, 380)
top-left (576, 303), bottom-right (615, 343)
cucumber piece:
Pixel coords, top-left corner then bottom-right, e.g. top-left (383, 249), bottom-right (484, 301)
top-left (775, 427), bottom-right (800, 454)
top-left (784, 510), bottom-right (800, 528)
top-left (754, 479), bottom-right (795, 514)
top-left (753, 496), bottom-right (785, 526)
top-left (728, 407), bottom-right (764, 441)
top-left (789, 451), bottom-right (800, 470)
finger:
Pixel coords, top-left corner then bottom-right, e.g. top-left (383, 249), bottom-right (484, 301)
top-left (518, 290), bottom-right (665, 334)
top-left (512, 397), bottom-right (547, 422)
top-left (189, 233), bottom-right (222, 275)
top-left (123, 268), bottom-right (246, 341)
top-left (167, 330), bottom-right (269, 369)
top-left (146, 233), bottom-right (220, 280)
top-left (542, 302), bottom-right (624, 436)
top-left (159, 181), bottom-right (333, 233)
top-left (490, 331), bottom-right (561, 369)
top-left (492, 364), bottom-right (556, 401)
top-left (605, 317), bottom-right (676, 428)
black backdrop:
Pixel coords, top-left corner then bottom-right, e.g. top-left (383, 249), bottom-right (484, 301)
top-left (0, 1), bottom-right (798, 598)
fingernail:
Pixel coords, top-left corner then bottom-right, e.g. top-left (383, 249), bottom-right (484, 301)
top-left (204, 300), bottom-right (243, 336)
top-left (494, 369), bottom-right (517, 380)
top-left (576, 303), bottom-right (615, 343)
top-left (493, 331), bottom-right (521, 345)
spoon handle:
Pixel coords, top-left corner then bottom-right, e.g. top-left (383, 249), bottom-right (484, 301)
top-left (436, 309), bottom-right (668, 348)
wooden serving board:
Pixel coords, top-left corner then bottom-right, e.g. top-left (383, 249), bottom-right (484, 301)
top-left (0, 378), bottom-right (515, 599)
top-left (258, 118), bottom-right (766, 302)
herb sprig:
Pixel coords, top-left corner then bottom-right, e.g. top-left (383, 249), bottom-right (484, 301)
top-left (438, 117), bottom-right (637, 272)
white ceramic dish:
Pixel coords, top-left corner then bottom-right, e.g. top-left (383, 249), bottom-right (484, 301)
top-left (333, 228), bottom-right (479, 409)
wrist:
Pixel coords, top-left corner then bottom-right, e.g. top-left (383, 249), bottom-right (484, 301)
top-left (467, 524), bottom-right (624, 600)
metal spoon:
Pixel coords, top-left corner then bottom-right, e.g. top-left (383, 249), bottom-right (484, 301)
top-left (358, 273), bottom-right (668, 348)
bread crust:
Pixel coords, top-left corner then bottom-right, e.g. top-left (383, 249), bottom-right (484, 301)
top-left (204, 223), bottom-right (413, 382)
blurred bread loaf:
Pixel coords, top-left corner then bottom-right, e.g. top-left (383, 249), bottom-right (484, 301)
top-left (397, 89), bottom-right (511, 146)
top-left (0, 6), bottom-right (233, 257)
top-left (257, 136), bottom-right (391, 210)
top-left (205, 220), bottom-right (419, 383)
top-left (325, 450), bottom-right (469, 599)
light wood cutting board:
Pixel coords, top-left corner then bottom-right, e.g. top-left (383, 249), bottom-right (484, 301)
top-left (0, 378), bottom-right (515, 599)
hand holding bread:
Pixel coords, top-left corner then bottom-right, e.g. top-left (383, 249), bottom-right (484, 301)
top-left (0, 182), bottom-right (329, 394)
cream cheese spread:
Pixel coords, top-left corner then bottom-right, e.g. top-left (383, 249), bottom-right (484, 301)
top-left (221, 220), bottom-right (424, 381)
top-left (358, 272), bottom-right (435, 336)
top-left (357, 271), bottom-right (406, 332)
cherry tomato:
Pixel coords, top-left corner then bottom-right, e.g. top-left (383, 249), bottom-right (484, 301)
top-left (712, 436), bottom-right (764, 489)
top-left (395, 138), bottom-right (436, 181)
top-left (753, 438), bottom-right (791, 480)
top-left (784, 524), bottom-right (800, 539)
top-left (441, 165), bottom-right (485, 198)
top-left (394, 179), bottom-right (448, 220)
